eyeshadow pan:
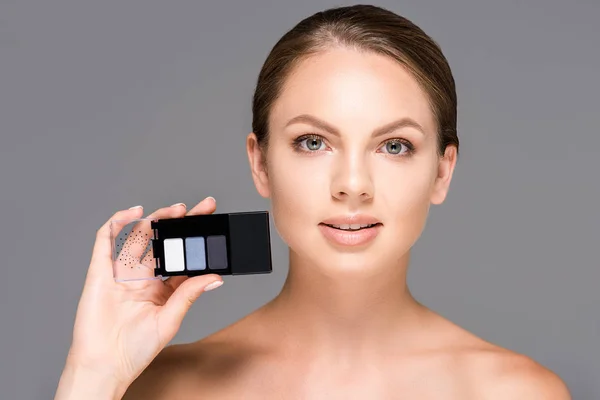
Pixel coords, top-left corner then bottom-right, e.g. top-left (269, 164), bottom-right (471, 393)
top-left (207, 235), bottom-right (228, 270)
top-left (163, 238), bottom-right (185, 272)
top-left (185, 236), bottom-right (206, 271)
top-left (138, 211), bottom-right (272, 280)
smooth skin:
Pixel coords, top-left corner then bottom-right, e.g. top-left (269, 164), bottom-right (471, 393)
top-left (56, 47), bottom-right (571, 399)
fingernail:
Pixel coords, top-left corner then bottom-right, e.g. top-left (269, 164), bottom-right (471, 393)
top-left (170, 202), bottom-right (186, 208)
top-left (129, 205), bottom-right (143, 210)
top-left (204, 280), bottom-right (223, 292)
top-left (206, 196), bottom-right (215, 202)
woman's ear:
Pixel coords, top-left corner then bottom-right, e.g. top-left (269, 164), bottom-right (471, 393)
top-left (246, 132), bottom-right (270, 198)
top-left (430, 145), bottom-right (457, 205)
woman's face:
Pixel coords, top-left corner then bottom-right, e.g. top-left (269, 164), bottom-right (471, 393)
top-left (248, 47), bottom-right (456, 276)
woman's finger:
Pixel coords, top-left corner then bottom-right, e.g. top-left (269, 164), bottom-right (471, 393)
top-left (88, 206), bottom-right (145, 280)
top-left (163, 275), bottom-right (188, 292)
top-left (157, 274), bottom-right (223, 344)
top-left (186, 196), bottom-right (216, 215)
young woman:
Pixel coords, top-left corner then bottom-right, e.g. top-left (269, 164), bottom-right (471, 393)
top-left (55, 4), bottom-right (570, 399)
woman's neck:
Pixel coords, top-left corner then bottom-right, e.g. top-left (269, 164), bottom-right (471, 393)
top-left (261, 248), bottom-right (430, 358)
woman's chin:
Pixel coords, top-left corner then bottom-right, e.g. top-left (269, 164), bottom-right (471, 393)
top-left (308, 252), bottom-right (404, 279)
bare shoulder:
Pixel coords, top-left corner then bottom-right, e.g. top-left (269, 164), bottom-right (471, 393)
top-left (122, 316), bottom-right (267, 399)
top-left (474, 349), bottom-right (571, 399)
top-left (421, 311), bottom-right (570, 399)
top-left (451, 339), bottom-right (570, 400)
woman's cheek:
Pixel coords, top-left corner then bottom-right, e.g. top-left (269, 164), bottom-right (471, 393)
top-left (267, 155), bottom-right (328, 247)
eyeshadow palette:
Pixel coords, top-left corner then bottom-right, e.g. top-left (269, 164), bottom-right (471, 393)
top-left (110, 211), bottom-right (272, 282)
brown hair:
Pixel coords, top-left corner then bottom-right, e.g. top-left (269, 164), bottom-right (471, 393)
top-left (251, 4), bottom-right (459, 159)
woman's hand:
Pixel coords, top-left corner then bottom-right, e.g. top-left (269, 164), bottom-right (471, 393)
top-left (55, 197), bottom-right (223, 400)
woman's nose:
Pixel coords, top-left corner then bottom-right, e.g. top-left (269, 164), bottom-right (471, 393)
top-left (330, 153), bottom-right (374, 204)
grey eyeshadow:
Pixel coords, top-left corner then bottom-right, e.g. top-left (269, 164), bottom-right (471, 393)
top-left (185, 236), bottom-right (206, 271)
top-left (207, 235), bottom-right (228, 269)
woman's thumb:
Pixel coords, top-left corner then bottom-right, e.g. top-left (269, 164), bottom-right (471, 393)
top-left (158, 275), bottom-right (223, 342)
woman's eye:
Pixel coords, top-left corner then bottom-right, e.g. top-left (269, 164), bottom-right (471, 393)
top-left (381, 139), bottom-right (412, 156)
top-left (296, 136), bottom-right (326, 151)
top-left (306, 137), bottom-right (323, 150)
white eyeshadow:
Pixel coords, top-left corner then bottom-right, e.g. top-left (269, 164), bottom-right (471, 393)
top-left (163, 238), bottom-right (185, 272)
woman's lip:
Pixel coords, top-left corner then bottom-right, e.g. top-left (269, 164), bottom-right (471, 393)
top-left (318, 223), bottom-right (381, 247)
top-left (321, 215), bottom-right (381, 226)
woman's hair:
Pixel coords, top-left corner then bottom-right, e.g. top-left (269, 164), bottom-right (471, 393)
top-left (251, 4), bottom-right (459, 159)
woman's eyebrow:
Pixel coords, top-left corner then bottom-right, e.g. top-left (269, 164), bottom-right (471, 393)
top-left (284, 114), bottom-right (426, 137)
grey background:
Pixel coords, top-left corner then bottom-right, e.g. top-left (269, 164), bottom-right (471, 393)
top-left (0, 0), bottom-right (598, 398)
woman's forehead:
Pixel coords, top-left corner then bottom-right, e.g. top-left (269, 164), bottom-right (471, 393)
top-left (270, 48), bottom-right (437, 134)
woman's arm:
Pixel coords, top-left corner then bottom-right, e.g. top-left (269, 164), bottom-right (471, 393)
top-left (54, 360), bottom-right (129, 400)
